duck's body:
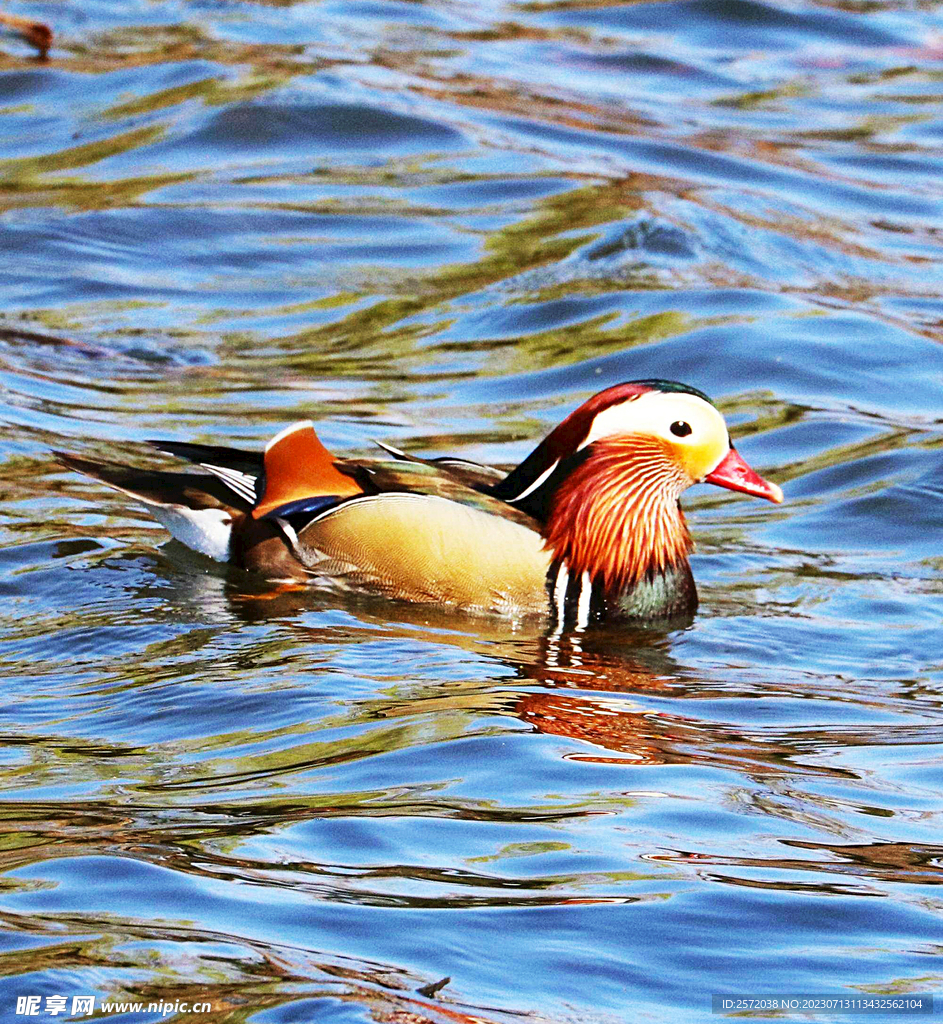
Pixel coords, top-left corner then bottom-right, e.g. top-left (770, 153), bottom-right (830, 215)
top-left (60, 380), bottom-right (782, 626)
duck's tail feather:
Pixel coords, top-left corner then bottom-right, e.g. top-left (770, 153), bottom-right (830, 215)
top-left (57, 452), bottom-right (243, 562)
top-left (57, 453), bottom-right (247, 511)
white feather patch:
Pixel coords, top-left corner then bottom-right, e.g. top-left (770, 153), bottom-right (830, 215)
top-left (508, 459), bottom-right (559, 503)
top-left (146, 504), bottom-right (233, 562)
top-left (200, 464), bottom-right (257, 505)
top-left (373, 439), bottom-right (410, 459)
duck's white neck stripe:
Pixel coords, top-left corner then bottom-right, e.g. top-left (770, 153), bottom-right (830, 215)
top-left (551, 564), bottom-right (595, 631)
top-left (576, 571), bottom-right (592, 630)
top-left (508, 459), bottom-right (559, 503)
top-left (553, 564), bottom-right (569, 630)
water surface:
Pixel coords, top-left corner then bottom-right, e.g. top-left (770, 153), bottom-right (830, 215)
top-left (1, 0), bottom-right (943, 1020)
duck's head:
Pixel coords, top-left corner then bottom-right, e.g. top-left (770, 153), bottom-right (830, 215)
top-left (494, 380), bottom-right (782, 600)
top-left (495, 379), bottom-right (782, 511)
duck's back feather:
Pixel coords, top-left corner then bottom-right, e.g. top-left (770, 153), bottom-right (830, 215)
top-left (344, 458), bottom-right (537, 528)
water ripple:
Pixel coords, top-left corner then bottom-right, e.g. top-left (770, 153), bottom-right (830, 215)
top-left (1, 0), bottom-right (943, 1019)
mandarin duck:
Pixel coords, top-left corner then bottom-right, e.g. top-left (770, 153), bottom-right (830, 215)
top-left (59, 380), bottom-right (782, 626)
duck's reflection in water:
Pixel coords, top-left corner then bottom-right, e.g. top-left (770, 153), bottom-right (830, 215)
top-left (176, 566), bottom-right (852, 784)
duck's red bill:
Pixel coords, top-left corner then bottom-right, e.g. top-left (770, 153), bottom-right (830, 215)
top-left (704, 447), bottom-right (783, 503)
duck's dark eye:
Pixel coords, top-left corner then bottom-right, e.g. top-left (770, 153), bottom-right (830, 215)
top-left (670, 420), bottom-right (692, 438)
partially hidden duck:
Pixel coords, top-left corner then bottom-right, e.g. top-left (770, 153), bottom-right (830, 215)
top-left (59, 379), bottom-right (782, 626)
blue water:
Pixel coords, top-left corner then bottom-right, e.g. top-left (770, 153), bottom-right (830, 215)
top-left (1, 0), bottom-right (943, 1021)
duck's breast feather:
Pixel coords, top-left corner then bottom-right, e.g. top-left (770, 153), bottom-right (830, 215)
top-left (296, 493), bottom-right (552, 616)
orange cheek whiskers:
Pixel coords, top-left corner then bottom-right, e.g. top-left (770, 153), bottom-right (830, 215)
top-left (543, 437), bottom-right (693, 596)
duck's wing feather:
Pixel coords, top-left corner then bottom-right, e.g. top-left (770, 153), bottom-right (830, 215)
top-left (292, 492), bottom-right (551, 617)
top-left (252, 421), bottom-right (363, 519)
top-left (243, 419), bottom-right (533, 525)
top-left (147, 428), bottom-right (513, 519)
top-left (147, 440), bottom-right (262, 476)
top-left (148, 440), bottom-right (262, 507)
top-left (372, 440), bottom-right (506, 490)
top-left (347, 458), bottom-right (537, 528)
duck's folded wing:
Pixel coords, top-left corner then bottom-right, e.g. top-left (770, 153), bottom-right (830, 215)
top-left (57, 453), bottom-right (247, 511)
top-left (348, 459), bottom-right (537, 528)
top-left (148, 440), bottom-right (263, 507)
top-left (372, 440), bottom-right (507, 490)
top-left (147, 440), bottom-right (262, 475)
top-left (293, 492), bottom-right (552, 617)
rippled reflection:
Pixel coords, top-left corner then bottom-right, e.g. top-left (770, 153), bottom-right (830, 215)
top-left (2, 0), bottom-right (943, 1019)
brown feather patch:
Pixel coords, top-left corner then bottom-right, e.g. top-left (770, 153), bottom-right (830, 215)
top-left (543, 435), bottom-right (693, 595)
top-left (231, 514), bottom-right (310, 580)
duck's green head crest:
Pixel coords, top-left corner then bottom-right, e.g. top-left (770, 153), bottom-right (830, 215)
top-left (631, 379), bottom-right (716, 406)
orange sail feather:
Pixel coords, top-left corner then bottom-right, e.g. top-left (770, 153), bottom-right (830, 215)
top-left (252, 421), bottom-right (362, 520)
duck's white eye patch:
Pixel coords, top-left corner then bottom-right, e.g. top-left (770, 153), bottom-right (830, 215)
top-left (582, 390), bottom-right (726, 449)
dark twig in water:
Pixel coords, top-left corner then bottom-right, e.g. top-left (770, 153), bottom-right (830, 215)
top-left (0, 327), bottom-right (107, 357)
top-left (0, 9), bottom-right (52, 58)
top-left (417, 977), bottom-right (451, 998)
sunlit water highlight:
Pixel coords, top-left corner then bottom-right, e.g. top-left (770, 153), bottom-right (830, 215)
top-left (1, 0), bottom-right (943, 1021)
